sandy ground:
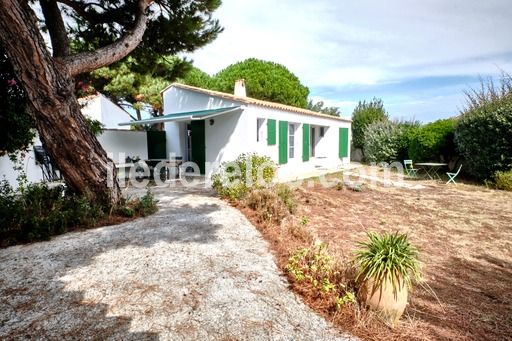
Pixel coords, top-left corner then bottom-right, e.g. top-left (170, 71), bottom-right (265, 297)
top-left (0, 185), bottom-right (352, 340)
top-left (292, 168), bottom-right (512, 340)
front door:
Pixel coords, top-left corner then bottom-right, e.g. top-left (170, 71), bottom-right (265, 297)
top-left (190, 120), bottom-right (206, 174)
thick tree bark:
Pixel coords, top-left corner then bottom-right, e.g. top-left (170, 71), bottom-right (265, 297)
top-left (40, 0), bottom-right (70, 57)
top-left (0, 0), bottom-right (150, 205)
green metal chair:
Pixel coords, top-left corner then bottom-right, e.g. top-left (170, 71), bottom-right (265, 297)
top-left (403, 160), bottom-right (419, 178)
top-left (446, 164), bottom-right (462, 184)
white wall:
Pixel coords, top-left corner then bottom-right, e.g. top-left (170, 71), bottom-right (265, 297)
top-left (0, 130), bottom-right (148, 188)
top-left (161, 86), bottom-right (352, 180)
top-left (163, 86), bottom-right (242, 163)
top-left (81, 94), bottom-right (132, 130)
top-left (97, 129), bottom-right (148, 163)
top-left (204, 110), bottom-right (245, 176)
top-left (0, 136), bottom-right (46, 188)
top-left (238, 105), bottom-right (351, 180)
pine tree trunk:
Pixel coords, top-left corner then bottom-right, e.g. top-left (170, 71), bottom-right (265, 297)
top-left (0, 0), bottom-right (121, 205)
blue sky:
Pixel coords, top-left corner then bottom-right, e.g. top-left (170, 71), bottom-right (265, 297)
top-left (187, 0), bottom-right (512, 122)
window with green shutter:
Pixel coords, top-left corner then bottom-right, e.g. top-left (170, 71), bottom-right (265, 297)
top-left (302, 123), bottom-right (310, 162)
top-left (267, 119), bottom-right (276, 145)
top-left (278, 121), bottom-right (288, 164)
top-left (339, 127), bottom-right (349, 158)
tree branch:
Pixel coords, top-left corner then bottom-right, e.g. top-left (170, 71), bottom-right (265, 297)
top-left (40, 0), bottom-right (70, 57)
top-left (58, 0), bottom-right (131, 25)
top-left (60, 0), bottom-right (151, 76)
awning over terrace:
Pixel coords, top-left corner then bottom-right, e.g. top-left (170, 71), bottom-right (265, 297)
top-left (118, 106), bottom-right (243, 126)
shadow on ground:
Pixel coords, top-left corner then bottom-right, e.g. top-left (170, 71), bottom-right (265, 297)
top-left (409, 254), bottom-right (512, 340)
top-left (0, 191), bottom-right (223, 339)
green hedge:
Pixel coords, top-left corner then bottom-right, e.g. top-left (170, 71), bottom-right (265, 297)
top-left (454, 81), bottom-right (512, 180)
top-left (408, 118), bottom-right (457, 163)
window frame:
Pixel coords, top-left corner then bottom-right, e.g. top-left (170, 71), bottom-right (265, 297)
top-left (288, 123), bottom-right (296, 159)
top-left (256, 118), bottom-right (265, 142)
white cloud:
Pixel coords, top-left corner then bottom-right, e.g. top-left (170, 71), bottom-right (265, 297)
top-left (190, 0), bottom-right (512, 84)
top-left (188, 0), bottom-right (512, 120)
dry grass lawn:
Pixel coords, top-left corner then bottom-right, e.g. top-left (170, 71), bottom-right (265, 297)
top-left (290, 169), bottom-right (512, 340)
top-left (239, 166), bottom-right (512, 340)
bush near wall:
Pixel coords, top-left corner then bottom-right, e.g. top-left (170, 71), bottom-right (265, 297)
top-left (363, 120), bottom-right (404, 163)
top-left (0, 181), bottom-right (158, 247)
top-left (408, 118), bottom-right (457, 163)
top-left (454, 76), bottom-right (512, 180)
top-left (211, 153), bottom-right (276, 200)
top-left (0, 182), bottom-right (103, 246)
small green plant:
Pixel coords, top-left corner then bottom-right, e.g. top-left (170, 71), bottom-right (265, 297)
top-left (494, 170), bottom-right (512, 191)
top-left (286, 243), bottom-right (357, 311)
top-left (286, 243), bottom-right (337, 292)
top-left (276, 184), bottom-right (297, 213)
top-left (299, 215), bottom-right (309, 226)
top-left (335, 291), bottom-right (356, 310)
top-left (132, 190), bottom-right (158, 216)
top-left (335, 181), bottom-right (344, 191)
top-left (354, 231), bottom-right (421, 295)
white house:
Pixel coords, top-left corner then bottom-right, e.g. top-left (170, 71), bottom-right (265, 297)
top-left (79, 93), bottom-right (133, 130)
top-left (0, 93), bottom-right (147, 187)
top-left (120, 81), bottom-right (352, 180)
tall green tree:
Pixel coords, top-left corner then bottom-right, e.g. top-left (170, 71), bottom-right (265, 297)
top-left (307, 100), bottom-right (341, 116)
top-left (89, 55), bottom-right (191, 119)
top-left (351, 98), bottom-right (389, 150)
top-left (179, 66), bottom-right (214, 89)
top-left (0, 0), bottom-right (221, 204)
top-left (209, 58), bottom-right (309, 108)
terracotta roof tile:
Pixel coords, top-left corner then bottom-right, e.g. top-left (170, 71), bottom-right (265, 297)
top-left (162, 83), bottom-right (351, 122)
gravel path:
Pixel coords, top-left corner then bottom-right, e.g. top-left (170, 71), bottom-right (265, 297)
top-left (0, 186), bottom-right (351, 340)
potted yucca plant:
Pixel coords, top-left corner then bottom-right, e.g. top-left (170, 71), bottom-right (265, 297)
top-left (354, 231), bottom-right (421, 326)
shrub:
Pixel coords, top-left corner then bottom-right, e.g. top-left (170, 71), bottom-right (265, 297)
top-left (395, 120), bottom-right (421, 163)
top-left (245, 188), bottom-right (288, 224)
top-left (354, 232), bottom-right (421, 294)
top-left (0, 181), bottom-right (158, 247)
top-left (0, 181), bottom-right (103, 246)
top-left (409, 118), bottom-right (457, 162)
top-left (212, 153), bottom-right (276, 200)
top-left (454, 74), bottom-right (512, 180)
top-left (363, 120), bottom-right (403, 163)
top-left (133, 190), bottom-right (158, 216)
top-left (494, 170), bottom-right (512, 191)
top-left (276, 183), bottom-right (297, 214)
top-left (351, 98), bottom-right (389, 150)
top-left (286, 243), bottom-right (356, 307)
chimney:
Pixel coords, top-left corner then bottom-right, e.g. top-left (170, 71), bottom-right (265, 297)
top-left (234, 79), bottom-right (246, 97)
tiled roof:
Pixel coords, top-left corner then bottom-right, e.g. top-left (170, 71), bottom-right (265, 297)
top-left (162, 83), bottom-right (351, 122)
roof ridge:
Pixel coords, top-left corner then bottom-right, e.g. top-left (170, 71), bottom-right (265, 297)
top-left (163, 82), bottom-right (351, 122)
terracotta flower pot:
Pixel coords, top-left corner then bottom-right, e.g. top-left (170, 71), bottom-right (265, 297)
top-left (361, 277), bottom-right (408, 326)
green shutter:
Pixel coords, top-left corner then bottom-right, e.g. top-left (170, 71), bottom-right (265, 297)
top-left (267, 119), bottom-right (276, 145)
top-left (339, 127), bottom-right (349, 158)
top-left (302, 123), bottom-right (310, 162)
top-left (147, 131), bottom-right (166, 159)
top-left (278, 121), bottom-right (288, 164)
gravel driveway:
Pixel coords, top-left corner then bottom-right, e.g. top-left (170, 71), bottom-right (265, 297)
top-left (0, 185), bottom-right (351, 340)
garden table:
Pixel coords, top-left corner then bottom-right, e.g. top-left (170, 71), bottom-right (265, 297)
top-left (415, 162), bottom-right (447, 180)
